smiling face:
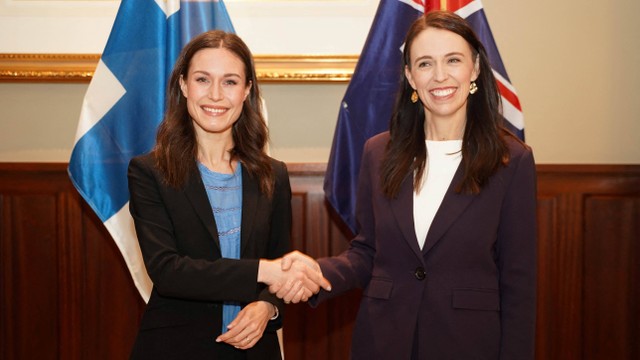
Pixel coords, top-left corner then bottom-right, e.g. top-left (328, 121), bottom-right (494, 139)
top-left (405, 27), bottom-right (479, 125)
top-left (179, 47), bottom-right (251, 140)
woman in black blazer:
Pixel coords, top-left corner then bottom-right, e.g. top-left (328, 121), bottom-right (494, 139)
top-left (127, 30), bottom-right (324, 360)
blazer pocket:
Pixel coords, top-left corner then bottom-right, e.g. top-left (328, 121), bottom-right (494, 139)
top-left (363, 277), bottom-right (393, 300)
top-left (452, 288), bottom-right (500, 311)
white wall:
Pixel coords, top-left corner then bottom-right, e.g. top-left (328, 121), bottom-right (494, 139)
top-left (1, 0), bottom-right (639, 164)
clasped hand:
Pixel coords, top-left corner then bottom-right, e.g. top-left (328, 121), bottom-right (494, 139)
top-left (259, 250), bottom-right (331, 304)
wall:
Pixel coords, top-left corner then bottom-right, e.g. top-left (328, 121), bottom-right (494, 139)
top-left (2, 163), bottom-right (639, 359)
top-left (0, 0), bottom-right (639, 164)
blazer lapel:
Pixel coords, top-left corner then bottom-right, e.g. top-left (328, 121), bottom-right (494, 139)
top-left (240, 166), bottom-right (259, 256)
top-left (183, 167), bottom-right (221, 251)
top-left (422, 165), bottom-right (475, 254)
top-left (389, 174), bottom-right (424, 261)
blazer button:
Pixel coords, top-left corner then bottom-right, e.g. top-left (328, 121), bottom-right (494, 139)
top-left (414, 267), bottom-right (426, 280)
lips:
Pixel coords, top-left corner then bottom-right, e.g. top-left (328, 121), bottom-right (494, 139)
top-left (429, 87), bottom-right (456, 98)
top-left (202, 106), bottom-right (227, 115)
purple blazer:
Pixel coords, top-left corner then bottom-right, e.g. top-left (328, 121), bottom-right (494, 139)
top-left (313, 132), bottom-right (537, 359)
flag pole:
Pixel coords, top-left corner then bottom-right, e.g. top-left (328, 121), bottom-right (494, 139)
top-left (440, 0), bottom-right (447, 10)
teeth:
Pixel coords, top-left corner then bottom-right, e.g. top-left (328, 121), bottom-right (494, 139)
top-left (203, 107), bottom-right (226, 114)
top-left (430, 88), bottom-right (455, 97)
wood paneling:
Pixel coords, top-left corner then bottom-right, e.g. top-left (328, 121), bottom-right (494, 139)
top-left (534, 165), bottom-right (640, 360)
top-left (1, 163), bottom-right (639, 359)
top-left (0, 164), bottom-right (145, 360)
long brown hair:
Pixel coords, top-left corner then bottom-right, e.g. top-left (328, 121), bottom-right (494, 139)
top-left (153, 30), bottom-right (274, 196)
top-left (381, 11), bottom-right (513, 198)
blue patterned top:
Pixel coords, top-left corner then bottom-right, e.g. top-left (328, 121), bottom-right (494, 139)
top-left (198, 162), bottom-right (243, 333)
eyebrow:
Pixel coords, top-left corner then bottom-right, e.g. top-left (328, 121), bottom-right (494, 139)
top-left (191, 70), bottom-right (243, 78)
top-left (413, 51), bottom-right (466, 63)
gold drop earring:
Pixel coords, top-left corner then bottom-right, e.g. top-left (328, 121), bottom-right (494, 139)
top-left (469, 81), bottom-right (478, 94)
top-left (411, 90), bottom-right (419, 103)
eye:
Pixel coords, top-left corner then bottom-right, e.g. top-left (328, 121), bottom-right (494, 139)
top-left (195, 76), bottom-right (209, 84)
top-left (223, 79), bottom-right (238, 86)
top-left (417, 60), bottom-right (431, 68)
top-left (448, 57), bottom-right (461, 64)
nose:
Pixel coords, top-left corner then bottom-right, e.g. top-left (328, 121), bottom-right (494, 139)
top-left (434, 63), bottom-right (448, 82)
top-left (209, 83), bottom-right (223, 101)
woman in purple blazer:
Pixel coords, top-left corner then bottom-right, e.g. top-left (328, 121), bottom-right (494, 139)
top-left (285, 11), bottom-right (537, 359)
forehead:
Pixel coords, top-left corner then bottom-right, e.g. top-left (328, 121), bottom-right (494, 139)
top-left (409, 27), bottom-right (473, 59)
top-left (188, 47), bottom-right (246, 76)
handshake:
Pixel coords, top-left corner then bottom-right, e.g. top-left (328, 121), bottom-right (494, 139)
top-left (259, 251), bottom-right (332, 304)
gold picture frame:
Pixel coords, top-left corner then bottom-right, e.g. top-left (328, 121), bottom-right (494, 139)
top-left (0, 53), bottom-right (357, 83)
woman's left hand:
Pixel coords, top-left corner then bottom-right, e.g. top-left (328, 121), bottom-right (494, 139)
top-left (215, 301), bottom-right (273, 350)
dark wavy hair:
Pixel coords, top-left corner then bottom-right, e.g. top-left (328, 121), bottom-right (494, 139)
top-left (153, 30), bottom-right (273, 196)
top-left (380, 10), bottom-right (515, 198)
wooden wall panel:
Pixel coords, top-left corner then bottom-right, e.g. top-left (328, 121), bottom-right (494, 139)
top-left (534, 193), bottom-right (584, 359)
top-left (283, 166), bottom-right (360, 360)
top-left (583, 196), bottom-right (639, 360)
top-left (1, 163), bottom-right (639, 360)
top-left (535, 165), bottom-right (640, 360)
top-left (0, 164), bottom-right (144, 360)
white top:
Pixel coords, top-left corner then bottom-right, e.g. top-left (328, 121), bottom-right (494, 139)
top-left (413, 140), bottom-right (462, 249)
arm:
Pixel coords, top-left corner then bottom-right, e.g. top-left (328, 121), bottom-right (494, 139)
top-left (308, 137), bottom-right (381, 305)
top-left (261, 162), bottom-right (331, 303)
top-left (218, 161), bottom-right (317, 348)
top-left (497, 146), bottom-right (538, 359)
top-left (128, 156), bottom-right (262, 302)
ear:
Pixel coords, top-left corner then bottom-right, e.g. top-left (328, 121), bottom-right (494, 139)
top-left (404, 65), bottom-right (416, 90)
top-left (471, 55), bottom-right (480, 82)
top-left (179, 75), bottom-right (188, 97)
top-left (244, 80), bottom-right (252, 101)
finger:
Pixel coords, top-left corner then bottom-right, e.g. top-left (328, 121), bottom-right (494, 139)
top-left (319, 276), bottom-right (332, 291)
top-left (281, 256), bottom-right (292, 271)
top-left (281, 280), bottom-right (303, 303)
top-left (303, 266), bottom-right (332, 292)
top-left (299, 268), bottom-right (321, 294)
top-left (216, 326), bottom-right (242, 343)
top-left (236, 335), bottom-right (259, 350)
top-left (291, 285), bottom-right (307, 304)
top-left (268, 283), bottom-right (282, 294)
top-left (275, 277), bottom-right (296, 300)
top-left (283, 280), bottom-right (303, 303)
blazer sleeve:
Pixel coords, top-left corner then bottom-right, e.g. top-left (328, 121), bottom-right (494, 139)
top-left (257, 160), bottom-right (291, 322)
top-left (311, 136), bottom-right (381, 305)
top-left (497, 144), bottom-right (538, 359)
top-left (128, 155), bottom-right (261, 303)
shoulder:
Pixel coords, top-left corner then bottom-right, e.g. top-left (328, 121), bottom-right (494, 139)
top-left (366, 131), bottom-right (390, 147)
top-left (128, 152), bottom-right (158, 176)
top-left (503, 132), bottom-right (534, 164)
top-left (267, 157), bottom-right (289, 178)
top-left (129, 151), bottom-right (156, 168)
top-left (500, 133), bottom-right (536, 183)
top-left (364, 131), bottom-right (390, 155)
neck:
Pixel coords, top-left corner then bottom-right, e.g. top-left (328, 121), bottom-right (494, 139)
top-left (424, 116), bottom-right (466, 141)
top-left (197, 134), bottom-right (235, 174)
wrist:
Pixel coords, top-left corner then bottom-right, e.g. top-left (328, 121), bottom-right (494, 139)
top-left (270, 303), bottom-right (279, 320)
top-left (258, 259), bottom-right (276, 284)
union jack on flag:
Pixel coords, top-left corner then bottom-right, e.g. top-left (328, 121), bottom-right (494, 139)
top-left (324, 0), bottom-right (524, 233)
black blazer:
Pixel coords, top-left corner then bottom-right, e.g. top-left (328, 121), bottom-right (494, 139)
top-left (312, 132), bottom-right (537, 359)
top-left (127, 153), bottom-right (290, 360)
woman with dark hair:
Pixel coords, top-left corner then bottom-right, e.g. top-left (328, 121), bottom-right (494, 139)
top-left (128, 30), bottom-right (328, 359)
top-left (283, 11), bottom-right (537, 359)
